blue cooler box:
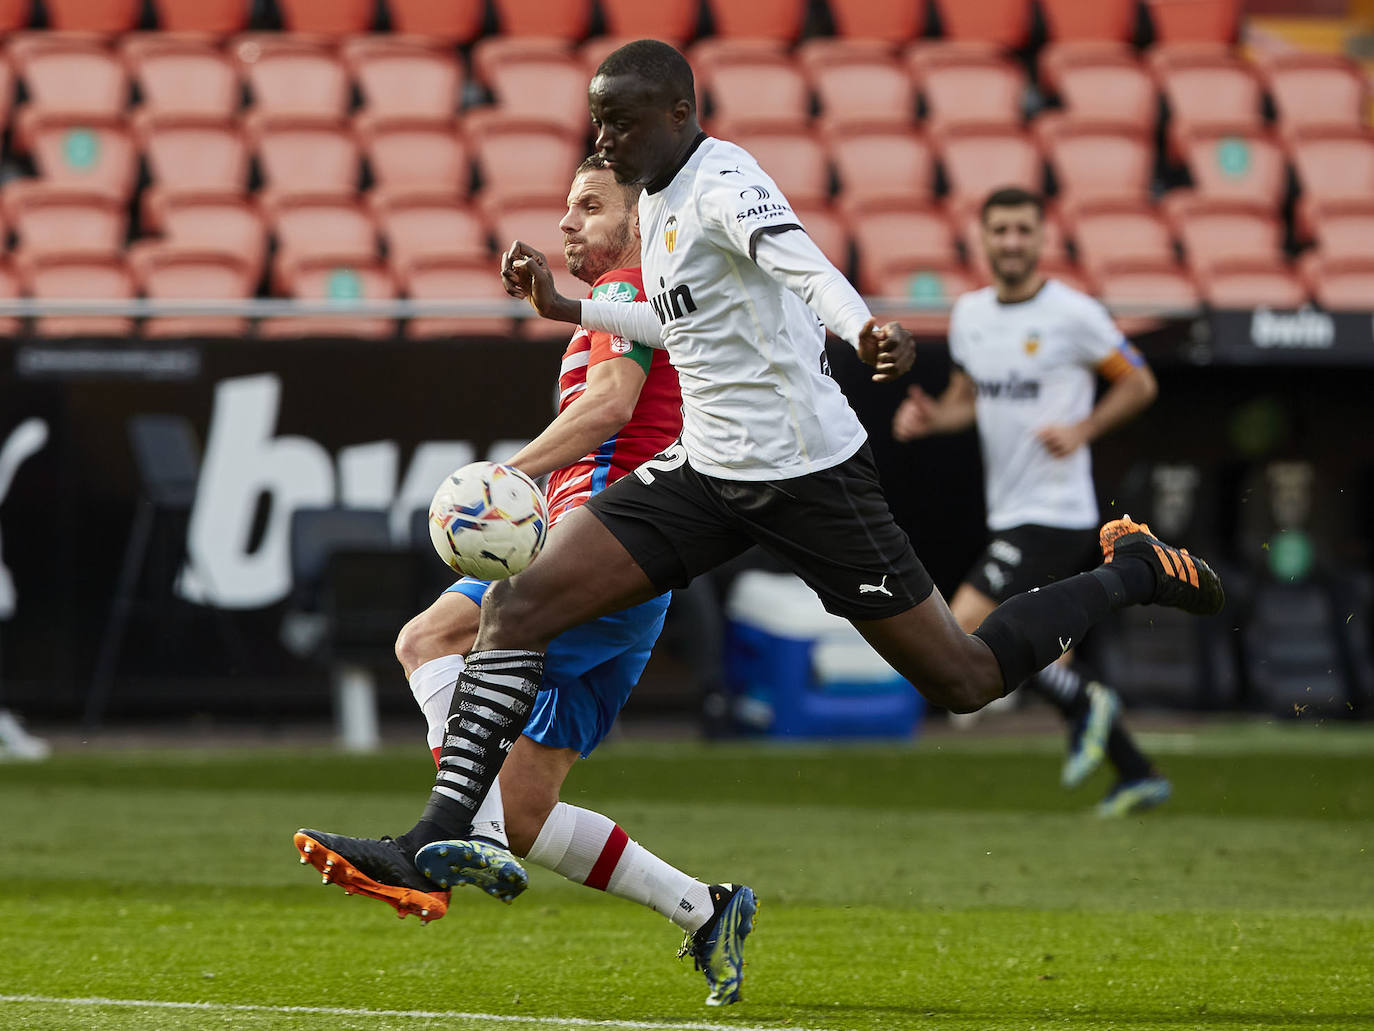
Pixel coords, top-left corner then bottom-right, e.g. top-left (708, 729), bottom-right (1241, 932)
top-left (724, 571), bottom-right (924, 739)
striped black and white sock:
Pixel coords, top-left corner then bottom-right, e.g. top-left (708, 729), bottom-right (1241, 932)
top-left (397, 649), bottom-right (543, 853)
top-left (1027, 662), bottom-right (1089, 717)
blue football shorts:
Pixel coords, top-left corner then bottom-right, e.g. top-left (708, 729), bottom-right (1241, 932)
top-left (446, 577), bottom-right (671, 757)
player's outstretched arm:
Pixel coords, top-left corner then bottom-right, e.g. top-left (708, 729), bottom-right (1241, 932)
top-left (893, 369), bottom-right (976, 441)
top-left (501, 240), bottom-right (582, 324)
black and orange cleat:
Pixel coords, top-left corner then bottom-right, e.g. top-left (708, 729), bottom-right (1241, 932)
top-left (1100, 515), bottom-right (1224, 616)
top-left (294, 829), bottom-right (449, 924)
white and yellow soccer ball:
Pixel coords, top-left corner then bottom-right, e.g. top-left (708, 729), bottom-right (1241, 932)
top-left (428, 462), bottom-right (549, 580)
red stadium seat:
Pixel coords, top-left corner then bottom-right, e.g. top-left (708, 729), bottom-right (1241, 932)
top-left (237, 39), bottom-right (349, 119)
top-left (19, 251), bottom-right (135, 337)
top-left (377, 194), bottom-right (490, 278)
top-left (725, 126), bottom-right (829, 207)
top-left (871, 261), bottom-right (978, 335)
top-left (44, 0), bottom-right (140, 33)
top-left (827, 0), bottom-right (924, 44)
top-left (343, 38), bottom-right (462, 121)
top-left (598, 0), bottom-right (699, 45)
top-left (1290, 126), bottom-right (1374, 215)
top-left (1172, 198), bottom-right (1281, 274)
top-left (1044, 121), bottom-right (1153, 209)
top-left (1261, 53), bottom-right (1370, 139)
top-left (263, 193), bottom-right (377, 293)
top-left (849, 201), bottom-right (957, 294)
top-left (260, 256), bottom-right (397, 340)
top-left (155, 192), bottom-right (267, 282)
top-left (137, 114), bottom-right (250, 218)
top-left (806, 51), bottom-right (915, 132)
top-left (1144, 0), bottom-right (1241, 45)
top-left (0, 0), bottom-right (29, 30)
top-left (131, 244), bottom-right (256, 338)
top-left (482, 50), bottom-right (591, 127)
top-left (1198, 258), bottom-right (1307, 308)
top-left (124, 38), bottom-right (240, 119)
top-left (490, 0), bottom-right (592, 40)
top-left (251, 114), bottom-right (360, 202)
top-left (277, 0), bottom-right (374, 35)
top-left (1069, 199), bottom-right (1176, 277)
top-left (1304, 257), bottom-right (1374, 311)
top-left (26, 113), bottom-right (137, 198)
top-left (403, 255), bottom-right (519, 339)
top-left (0, 56), bottom-right (12, 132)
top-left (828, 125), bottom-right (933, 212)
top-left (466, 113), bottom-right (584, 213)
top-left (930, 0), bottom-right (1031, 49)
top-left (703, 0), bottom-right (807, 42)
top-left (1038, 40), bottom-right (1135, 94)
top-left (10, 37), bottom-right (127, 124)
top-left (1309, 200), bottom-right (1374, 263)
top-left (1041, 0), bottom-right (1135, 42)
top-left (1179, 127), bottom-right (1285, 208)
top-left (387, 0), bottom-right (484, 43)
top-left (358, 116), bottom-right (469, 203)
top-left (935, 125), bottom-right (1042, 220)
top-left (1092, 258), bottom-right (1200, 310)
top-left (1053, 55), bottom-right (1156, 128)
top-left (792, 203), bottom-right (851, 277)
top-left (915, 55), bottom-right (1025, 133)
top-left (150, 0), bottom-right (249, 35)
top-left (1158, 53), bottom-right (1263, 157)
top-left (490, 198), bottom-right (571, 277)
top-left (3, 181), bottom-right (126, 257)
top-left (700, 52), bottom-right (810, 133)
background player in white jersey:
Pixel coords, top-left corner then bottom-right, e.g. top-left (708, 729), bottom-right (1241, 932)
top-left (893, 187), bottom-right (1171, 816)
top-left (294, 41), bottom-right (1223, 1005)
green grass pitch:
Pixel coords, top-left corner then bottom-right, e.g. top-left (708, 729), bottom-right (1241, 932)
top-left (1, 722), bottom-right (1371, 1030)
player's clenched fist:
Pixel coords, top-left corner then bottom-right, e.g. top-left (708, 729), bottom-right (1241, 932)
top-left (857, 318), bottom-right (915, 383)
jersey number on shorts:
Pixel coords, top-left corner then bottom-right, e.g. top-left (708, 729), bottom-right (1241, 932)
top-left (634, 441), bottom-right (688, 485)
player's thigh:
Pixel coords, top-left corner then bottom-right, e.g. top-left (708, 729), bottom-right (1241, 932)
top-left (395, 582), bottom-right (484, 675)
top-left (948, 582), bottom-right (998, 634)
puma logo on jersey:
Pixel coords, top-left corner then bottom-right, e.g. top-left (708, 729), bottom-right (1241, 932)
top-left (649, 277), bottom-right (697, 324)
top-left (859, 574), bottom-right (893, 597)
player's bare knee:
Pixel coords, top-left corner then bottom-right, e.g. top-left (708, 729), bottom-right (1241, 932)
top-left (395, 608), bottom-right (476, 674)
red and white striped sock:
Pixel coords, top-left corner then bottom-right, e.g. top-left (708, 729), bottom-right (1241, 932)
top-left (527, 802), bottom-right (713, 932)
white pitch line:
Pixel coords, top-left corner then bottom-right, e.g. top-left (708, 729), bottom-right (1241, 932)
top-left (0, 994), bottom-right (821, 1031)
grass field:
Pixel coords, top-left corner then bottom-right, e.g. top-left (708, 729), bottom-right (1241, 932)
top-left (2, 721), bottom-right (1371, 1030)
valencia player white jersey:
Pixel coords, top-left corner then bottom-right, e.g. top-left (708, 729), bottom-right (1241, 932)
top-left (949, 279), bottom-right (1145, 531)
top-left (599, 136), bottom-right (869, 481)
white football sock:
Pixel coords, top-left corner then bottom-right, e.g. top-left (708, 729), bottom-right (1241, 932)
top-left (526, 801), bottom-right (714, 932)
top-left (470, 775), bottom-right (510, 848)
top-left (408, 654), bottom-right (465, 758)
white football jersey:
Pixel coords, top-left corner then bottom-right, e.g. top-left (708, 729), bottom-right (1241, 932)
top-left (633, 136), bottom-right (867, 481)
top-left (949, 279), bottom-right (1138, 531)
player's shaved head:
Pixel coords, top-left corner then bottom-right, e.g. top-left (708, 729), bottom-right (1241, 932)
top-left (594, 39), bottom-right (695, 113)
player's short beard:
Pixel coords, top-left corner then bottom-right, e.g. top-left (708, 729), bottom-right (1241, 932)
top-left (566, 215), bottom-right (636, 283)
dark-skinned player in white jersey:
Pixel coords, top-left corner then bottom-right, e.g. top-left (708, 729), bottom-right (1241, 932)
top-left (293, 40), bottom-right (1223, 1007)
top-left (894, 186), bottom-right (1172, 817)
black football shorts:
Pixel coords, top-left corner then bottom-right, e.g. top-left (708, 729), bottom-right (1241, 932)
top-left (965, 524), bottom-right (1101, 603)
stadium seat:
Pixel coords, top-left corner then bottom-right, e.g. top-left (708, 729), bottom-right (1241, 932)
top-left (871, 261), bottom-right (978, 335)
top-left (915, 55), bottom-right (1025, 134)
top-left (0, 261), bottom-right (18, 338)
top-left (137, 114), bottom-right (250, 223)
top-left (150, 0), bottom-right (249, 35)
top-left (124, 38), bottom-right (240, 119)
top-left (1304, 257), bottom-right (1374, 312)
top-left (934, 125), bottom-right (1043, 220)
top-left (828, 125), bottom-right (933, 212)
top-left (1038, 40), bottom-right (1135, 95)
top-left (1309, 200), bottom-right (1374, 263)
top-left (237, 39), bottom-right (349, 119)
top-left (726, 126), bottom-right (829, 207)
top-left (490, 0), bottom-right (592, 40)
top-left (930, 0), bottom-right (1032, 49)
top-left (1041, 0), bottom-right (1135, 43)
top-left (358, 116), bottom-right (469, 204)
top-left (131, 244), bottom-right (256, 338)
top-left (19, 251), bottom-right (135, 338)
top-left (1172, 198), bottom-right (1282, 275)
top-left (1260, 53), bottom-right (1370, 140)
top-left (25, 114), bottom-right (137, 198)
top-left (377, 194), bottom-right (490, 278)
top-left (1143, 0), bottom-right (1241, 45)
top-left (1290, 127), bottom-right (1374, 240)
top-left (792, 203), bottom-right (851, 278)
top-left (826, 0), bottom-right (923, 44)
top-left (260, 256), bottom-right (397, 340)
top-left (482, 49), bottom-right (591, 126)
top-left (3, 181), bottom-right (127, 257)
top-left (10, 37), bottom-right (128, 126)
top-left (44, 0), bottom-right (140, 33)
top-left (251, 114), bottom-right (360, 202)
top-left (466, 113), bottom-right (584, 213)
top-left (1197, 258), bottom-right (1307, 308)
top-left (0, 0), bottom-right (28, 30)
top-left (598, 0), bottom-right (700, 45)
top-left (1179, 127), bottom-right (1286, 208)
top-left (806, 51), bottom-right (915, 132)
top-left (1052, 55), bottom-right (1156, 128)
top-left (277, 0), bottom-right (374, 35)
top-left (155, 192), bottom-right (267, 282)
top-left (0, 55), bottom-right (12, 132)
top-left (490, 198), bottom-right (572, 277)
top-left (1158, 53), bottom-right (1263, 157)
top-left (703, 0), bottom-right (807, 42)
top-left (263, 193), bottom-right (377, 293)
top-left (849, 201), bottom-right (957, 294)
top-left (1044, 121), bottom-right (1154, 209)
top-left (387, 0), bottom-right (485, 43)
top-left (700, 52), bottom-right (811, 134)
top-left (343, 38), bottom-right (462, 121)
top-left (403, 255), bottom-right (519, 339)
top-left (1092, 257), bottom-right (1200, 310)
top-left (1068, 199), bottom-right (1176, 277)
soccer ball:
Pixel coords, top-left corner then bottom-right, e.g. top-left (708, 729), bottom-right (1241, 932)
top-left (428, 462), bottom-right (549, 580)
